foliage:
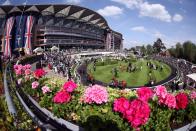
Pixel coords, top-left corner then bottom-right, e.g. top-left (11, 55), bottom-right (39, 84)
top-left (146, 44), bottom-right (154, 55)
top-left (168, 41), bottom-right (196, 63)
top-left (0, 96), bottom-right (16, 130)
top-left (153, 38), bottom-right (166, 53)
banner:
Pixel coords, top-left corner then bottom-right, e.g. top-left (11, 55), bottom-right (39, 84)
top-left (14, 15), bottom-right (27, 50)
top-left (24, 15), bottom-right (34, 55)
top-left (4, 17), bottom-right (15, 57)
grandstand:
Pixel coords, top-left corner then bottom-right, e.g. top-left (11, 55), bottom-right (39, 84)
top-left (0, 4), bottom-right (123, 55)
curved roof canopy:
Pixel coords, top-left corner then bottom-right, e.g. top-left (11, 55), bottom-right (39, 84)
top-left (0, 4), bottom-right (109, 29)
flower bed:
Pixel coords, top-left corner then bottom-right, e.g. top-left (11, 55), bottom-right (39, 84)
top-left (13, 64), bottom-right (196, 130)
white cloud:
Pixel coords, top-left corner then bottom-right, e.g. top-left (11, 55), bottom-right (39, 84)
top-left (66, 0), bottom-right (81, 4)
top-left (111, 0), bottom-right (173, 22)
top-left (2, 0), bottom-right (11, 5)
top-left (139, 2), bottom-right (172, 22)
top-left (173, 14), bottom-right (183, 22)
top-left (131, 26), bottom-right (147, 32)
top-left (111, 0), bottom-right (143, 9)
top-left (97, 6), bottom-right (123, 17)
top-left (153, 31), bottom-right (165, 38)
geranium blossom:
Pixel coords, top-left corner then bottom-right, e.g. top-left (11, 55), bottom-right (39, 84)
top-left (14, 64), bottom-right (32, 76)
top-left (15, 68), bottom-right (23, 76)
top-left (113, 97), bottom-right (130, 114)
top-left (113, 98), bottom-right (151, 130)
top-left (14, 64), bottom-right (23, 71)
top-left (53, 90), bottom-right (71, 104)
top-left (34, 69), bottom-right (46, 79)
top-left (25, 69), bottom-right (31, 76)
top-left (32, 81), bottom-right (39, 89)
top-left (137, 87), bottom-right (154, 102)
top-left (176, 92), bottom-right (188, 109)
top-left (42, 86), bottom-right (51, 94)
top-left (83, 85), bottom-right (108, 104)
top-left (155, 85), bottom-right (167, 99)
top-left (165, 93), bottom-right (176, 109)
top-left (190, 91), bottom-right (196, 100)
top-left (63, 81), bottom-right (77, 93)
top-left (24, 64), bottom-right (31, 69)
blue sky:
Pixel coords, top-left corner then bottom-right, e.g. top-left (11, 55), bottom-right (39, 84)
top-left (1, 0), bottom-right (196, 48)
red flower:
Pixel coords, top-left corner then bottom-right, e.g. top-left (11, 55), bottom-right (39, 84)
top-left (113, 97), bottom-right (130, 114)
top-left (34, 69), bottom-right (46, 79)
top-left (176, 92), bottom-right (188, 109)
top-left (53, 90), bottom-right (71, 104)
top-left (137, 87), bottom-right (154, 102)
top-left (63, 81), bottom-right (77, 93)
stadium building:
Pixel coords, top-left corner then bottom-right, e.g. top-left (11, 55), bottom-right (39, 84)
top-left (0, 4), bottom-right (123, 56)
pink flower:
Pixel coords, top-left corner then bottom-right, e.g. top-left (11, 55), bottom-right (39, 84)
top-left (17, 78), bottom-right (22, 85)
top-left (25, 64), bottom-right (32, 69)
top-left (53, 90), bottom-right (71, 104)
top-left (125, 99), bottom-right (151, 129)
top-left (32, 81), bottom-right (39, 89)
top-left (14, 64), bottom-right (32, 76)
top-left (63, 81), bottom-right (77, 93)
top-left (190, 91), bottom-right (196, 100)
top-left (83, 85), bottom-right (108, 104)
top-left (165, 93), bottom-right (176, 109)
top-left (15, 68), bottom-right (23, 76)
top-left (14, 64), bottom-right (19, 70)
top-left (14, 64), bottom-right (22, 70)
top-left (41, 86), bottom-right (51, 94)
top-left (25, 69), bottom-right (31, 76)
top-left (176, 92), bottom-right (188, 109)
top-left (137, 87), bottom-right (154, 102)
top-left (155, 85), bottom-right (167, 99)
top-left (113, 97), bottom-right (130, 113)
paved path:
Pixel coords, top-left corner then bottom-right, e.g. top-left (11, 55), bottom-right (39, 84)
top-left (31, 63), bottom-right (67, 81)
top-left (44, 67), bottom-right (67, 81)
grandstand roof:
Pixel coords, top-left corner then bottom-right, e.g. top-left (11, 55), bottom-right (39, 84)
top-left (0, 4), bottom-right (109, 29)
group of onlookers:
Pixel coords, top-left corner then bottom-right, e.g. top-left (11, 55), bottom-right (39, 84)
top-left (152, 55), bottom-right (196, 90)
top-left (43, 51), bottom-right (77, 80)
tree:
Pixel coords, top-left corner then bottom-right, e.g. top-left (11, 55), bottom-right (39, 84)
top-left (168, 41), bottom-right (196, 63)
top-left (141, 45), bottom-right (146, 56)
top-left (175, 42), bottom-right (183, 58)
top-left (183, 41), bottom-right (196, 62)
top-left (153, 38), bottom-right (166, 53)
top-left (130, 47), bottom-right (136, 52)
top-left (146, 44), bottom-right (153, 55)
top-left (168, 47), bottom-right (176, 57)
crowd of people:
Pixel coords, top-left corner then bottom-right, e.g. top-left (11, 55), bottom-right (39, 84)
top-left (43, 51), bottom-right (78, 81)
top-left (152, 55), bottom-right (196, 90)
top-left (2, 48), bottom-right (194, 90)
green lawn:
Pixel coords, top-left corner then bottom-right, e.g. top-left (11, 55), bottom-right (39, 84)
top-left (87, 59), bottom-right (171, 87)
